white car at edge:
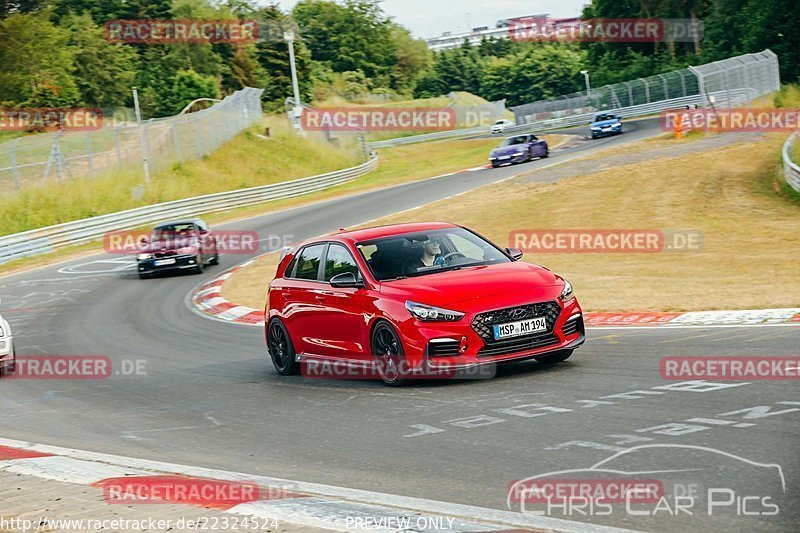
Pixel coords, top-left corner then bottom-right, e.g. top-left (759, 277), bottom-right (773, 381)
top-left (0, 313), bottom-right (15, 376)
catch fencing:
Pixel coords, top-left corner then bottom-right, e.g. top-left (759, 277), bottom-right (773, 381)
top-left (0, 88), bottom-right (264, 191)
top-left (367, 50), bottom-right (780, 148)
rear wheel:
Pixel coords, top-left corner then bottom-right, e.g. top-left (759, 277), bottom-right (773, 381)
top-left (371, 321), bottom-right (410, 387)
top-left (535, 349), bottom-right (573, 364)
top-left (268, 319), bottom-right (299, 375)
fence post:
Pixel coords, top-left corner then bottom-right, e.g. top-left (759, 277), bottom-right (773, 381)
top-left (10, 138), bottom-right (20, 190)
top-left (640, 78), bottom-right (651, 104)
top-left (113, 126), bottom-right (122, 166)
top-left (658, 74), bottom-right (669, 100)
top-left (172, 124), bottom-right (183, 164)
top-left (85, 131), bottom-right (95, 177)
top-left (623, 81), bottom-right (634, 107)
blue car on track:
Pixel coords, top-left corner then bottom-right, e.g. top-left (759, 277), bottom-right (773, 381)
top-left (589, 113), bottom-right (623, 139)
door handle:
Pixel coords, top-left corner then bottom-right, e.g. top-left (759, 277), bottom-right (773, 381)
top-left (315, 295), bottom-right (327, 302)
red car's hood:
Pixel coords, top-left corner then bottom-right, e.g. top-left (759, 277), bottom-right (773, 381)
top-left (380, 262), bottom-right (564, 311)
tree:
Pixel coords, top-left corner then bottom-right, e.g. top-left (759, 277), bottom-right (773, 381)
top-left (63, 13), bottom-right (136, 107)
top-left (481, 45), bottom-right (585, 106)
top-left (293, 0), bottom-right (396, 81)
top-left (0, 11), bottom-right (79, 106)
top-left (390, 24), bottom-right (432, 94)
top-left (254, 4), bottom-right (313, 109)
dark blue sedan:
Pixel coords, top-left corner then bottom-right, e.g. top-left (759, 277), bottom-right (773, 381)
top-left (489, 134), bottom-right (549, 168)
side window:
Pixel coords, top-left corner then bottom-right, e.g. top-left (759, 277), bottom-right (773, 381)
top-left (293, 244), bottom-right (325, 281)
top-left (324, 244), bottom-right (360, 281)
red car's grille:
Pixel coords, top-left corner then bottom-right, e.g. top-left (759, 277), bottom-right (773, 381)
top-left (471, 301), bottom-right (562, 357)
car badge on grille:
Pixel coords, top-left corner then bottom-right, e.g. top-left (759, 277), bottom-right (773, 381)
top-left (511, 308), bottom-right (527, 320)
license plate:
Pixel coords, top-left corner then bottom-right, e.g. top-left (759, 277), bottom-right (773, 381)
top-left (493, 317), bottom-right (547, 339)
top-left (602, 127), bottom-right (611, 131)
top-left (154, 258), bottom-right (176, 266)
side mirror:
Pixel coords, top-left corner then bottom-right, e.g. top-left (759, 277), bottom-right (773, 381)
top-left (505, 247), bottom-right (524, 261)
top-left (330, 272), bottom-right (364, 288)
top-left (139, 237), bottom-right (149, 245)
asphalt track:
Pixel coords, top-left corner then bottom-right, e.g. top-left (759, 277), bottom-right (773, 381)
top-left (1, 118), bottom-right (798, 532)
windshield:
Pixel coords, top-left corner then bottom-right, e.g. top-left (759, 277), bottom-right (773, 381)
top-left (151, 223), bottom-right (197, 241)
top-left (500, 136), bottom-right (527, 146)
top-left (357, 227), bottom-right (511, 281)
top-left (594, 113), bottom-right (617, 122)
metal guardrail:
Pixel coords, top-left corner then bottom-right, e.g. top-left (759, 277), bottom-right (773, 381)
top-left (0, 155), bottom-right (378, 265)
top-left (783, 132), bottom-right (800, 193)
top-left (367, 90), bottom-right (754, 149)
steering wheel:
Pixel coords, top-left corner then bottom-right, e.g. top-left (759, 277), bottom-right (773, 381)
top-left (442, 252), bottom-right (466, 264)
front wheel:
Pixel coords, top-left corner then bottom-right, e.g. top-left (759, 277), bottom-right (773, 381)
top-left (268, 319), bottom-right (299, 375)
top-left (209, 253), bottom-right (220, 266)
top-left (535, 349), bottom-right (573, 364)
top-left (371, 321), bottom-right (410, 387)
top-left (194, 255), bottom-right (205, 274)
top-left (542, 149), bottom-right (549, 158)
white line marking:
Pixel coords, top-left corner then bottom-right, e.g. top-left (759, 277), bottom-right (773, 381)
top-left (0, 437), bottom-right (641, 533)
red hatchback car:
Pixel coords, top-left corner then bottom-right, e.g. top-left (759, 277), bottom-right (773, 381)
top-left (266, 223), bottom-right (585, 386)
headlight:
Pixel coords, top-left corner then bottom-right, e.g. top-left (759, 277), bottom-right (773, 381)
top-left (137, 253), bottom-right (153, 260)
top-left (405, 301), bottom-right (465, 322)
top-left (613, 123), bottom-right (622, 127)
top-left (559, 279), bottom-right (574, 302)
top-left (591, 126), bottom-right (601, 130)
top-left (513, 152), bottom-right (525, 156)
top-left (0, 324), bottom-right (5, 337)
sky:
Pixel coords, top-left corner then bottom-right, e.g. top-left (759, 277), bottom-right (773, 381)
top-left (272, 0), bottom-right (589, 39)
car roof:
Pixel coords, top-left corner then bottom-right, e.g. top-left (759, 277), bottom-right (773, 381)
top-left (154, 219), bottom-right (204, 228)
top-left (315, 222), bottom-right (459, 244)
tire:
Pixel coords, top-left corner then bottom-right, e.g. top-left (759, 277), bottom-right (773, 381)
top-left (194, 255), bottom-right (205, 274)
top-left (491, 163), bottom-right (500, 168)
top-left (371, 321), bottom-right (410, 387)
top-left (138, 273), bottom-right (150, 280)
top-left (209, 253), bottom-right (220, 266)
top-left (535, 349), bottom-right (573, 364)
top-left (542, 149), bottom-right (549, 158)
top-left (0, 351), bottom-right (15, 377)
top-left (267, 319), bottom-right (300, 375)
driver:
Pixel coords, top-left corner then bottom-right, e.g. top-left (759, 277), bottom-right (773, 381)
top-left (418, 237), bottom-right (446, 268)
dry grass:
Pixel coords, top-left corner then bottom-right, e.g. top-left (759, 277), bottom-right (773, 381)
top-left (223, 134), bottom-right (800, 312)
top-left (221, 252), bottom-right (282, 310)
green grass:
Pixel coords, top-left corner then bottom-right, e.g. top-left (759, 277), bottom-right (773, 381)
top-left (0, 115), bottom-right (360, 235)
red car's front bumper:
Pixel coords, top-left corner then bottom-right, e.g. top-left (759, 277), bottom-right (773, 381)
top-left (395, 298), bottom-right (584, 371)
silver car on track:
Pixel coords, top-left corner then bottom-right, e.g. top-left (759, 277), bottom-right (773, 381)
top-left (0, 313), bottom-right (15, 376)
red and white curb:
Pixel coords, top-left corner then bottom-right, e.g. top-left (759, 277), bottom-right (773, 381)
top-left (191, 259), bottom-right (264, 325)
top-left (0, 437), bottom-right (639, 533)
top-left (190, 269), bottom-right (800, 330)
